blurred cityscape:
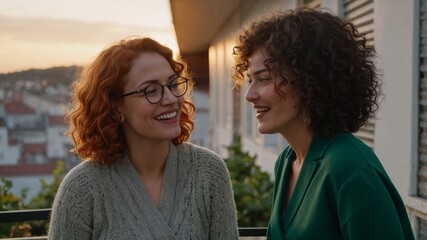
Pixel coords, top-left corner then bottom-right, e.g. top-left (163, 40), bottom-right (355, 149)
top-left (0, 66), bottom-right (209, 201)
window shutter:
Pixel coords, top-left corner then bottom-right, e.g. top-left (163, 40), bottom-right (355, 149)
top-left (344, 0), bottom-right (375, 149)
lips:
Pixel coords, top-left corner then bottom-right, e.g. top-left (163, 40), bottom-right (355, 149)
top-left (254, 106), bottom-right (270, 113)
top-left (154, 111), bottom-right (177, 120)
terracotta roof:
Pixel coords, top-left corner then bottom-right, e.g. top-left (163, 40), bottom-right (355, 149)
top-left (48, 116), bottom-right (66, 126)
top-left (8, 138), bottom-right (18, 145)
top-left (5, 102), bottom-right (36, 115)
top-left (0, 162), bottom-right (57, 176)
top-left (23, 143), bottom-right (46, 154)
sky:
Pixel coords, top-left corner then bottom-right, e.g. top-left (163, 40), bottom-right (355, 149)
top-left (0, 0), bottom-right (177, 74)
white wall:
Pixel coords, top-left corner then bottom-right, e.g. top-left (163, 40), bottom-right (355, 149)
top-left (47, 125), bottom-right (70, 159)
top-left (373, 0), bottom-right (418, 198)
top-left (24, 93), bottom-right (65, 115)
top-left (0, 126), bottom-right (20, 165)
top-left (6, 114), bottom-right (41, 129)
top-left (208, 11), bottom-right (240, 157)
top-left (191, 90), bottom-right (210, 148)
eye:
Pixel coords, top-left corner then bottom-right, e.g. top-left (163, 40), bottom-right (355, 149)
top-left (143, 84), bottom-right (160, 96)
top-left (246, 79), bottom-right (253, 85)
top-left (133, 88), bottom-right (146, 97)
top-left (258, 76), bottom-right (272, 82)
top-left (169, 81), bottom-right (180, 90)
top-left (170, 77), bottom-right (188, 91)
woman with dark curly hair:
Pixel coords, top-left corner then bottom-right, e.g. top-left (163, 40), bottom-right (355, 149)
top-left (233, 8), bottom-right (414, 239)
top-left (48, 37), bottom-right (238, 239)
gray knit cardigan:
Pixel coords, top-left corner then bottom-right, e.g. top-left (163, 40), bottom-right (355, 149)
top-left (48, 142), bottom-right (239, 239)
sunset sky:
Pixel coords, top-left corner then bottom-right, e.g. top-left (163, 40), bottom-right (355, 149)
top-left (0, 0), bottom-right (177, 73)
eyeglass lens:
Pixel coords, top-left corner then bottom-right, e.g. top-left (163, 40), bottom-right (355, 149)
top-left (145, 77), bottom-right (188, 104)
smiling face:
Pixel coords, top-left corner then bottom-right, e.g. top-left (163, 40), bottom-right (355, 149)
top-left (119, 52), bottom-right (184, 144)
top-left (245, 48), bottom-right (304, 137)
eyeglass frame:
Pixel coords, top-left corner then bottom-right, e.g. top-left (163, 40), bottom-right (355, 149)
top-left (121, 76), bottom-right (189, 104)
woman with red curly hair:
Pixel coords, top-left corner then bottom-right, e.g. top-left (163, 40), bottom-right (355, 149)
top-left (233, 8), bottom-right (414, 240)
top-left (48, 37), bottom-right (238, 239)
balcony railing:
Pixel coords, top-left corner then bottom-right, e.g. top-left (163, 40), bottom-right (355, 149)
top-left (0, 209), bottom-right (267, 238)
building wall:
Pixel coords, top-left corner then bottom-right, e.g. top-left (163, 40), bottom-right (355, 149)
top-left (6, 114), bottom-right (41, 129)
top-left (0, 126), bottom-right (19, 165)
top-left (190, 90), bottom-right (210, 148)
top-left (23, 93), bottom-right (64, 115)
top-left (47, 125), bottom-right (70, 159)
top-left (372, 0), bottom-right (419, 203)
top-left (209, 0), bottom-right (296, 165)
top-left (3, 144), bottom-right (19, 165)
top-left (208, 21), bottom-right (237, 156)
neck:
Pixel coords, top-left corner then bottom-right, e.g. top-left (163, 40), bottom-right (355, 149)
top-left (126, 139), bottom-right (170, 178)
top-left (281, 122), bottom-right (314, 166)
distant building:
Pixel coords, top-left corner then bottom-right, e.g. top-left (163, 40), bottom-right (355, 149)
top-left (0, 73), bottom-right (209, 200)
top-left (47, 115), bottom-right (69, 159)
top-left (190, 90), bottom-right (209, 148)
top-left (0, 88), bottom-right (72, 200)
top-left (0, 118), bottom-right (19, 165)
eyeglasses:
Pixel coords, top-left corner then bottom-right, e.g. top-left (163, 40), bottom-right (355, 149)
top-left (121, 76), bottom-right (189, 104)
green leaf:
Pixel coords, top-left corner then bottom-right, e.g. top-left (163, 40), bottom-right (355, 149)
top-left (224, 134), bottom-right (274, 227)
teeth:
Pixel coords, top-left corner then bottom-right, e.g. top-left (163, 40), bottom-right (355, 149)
top-left (156, 111), bottom-right (177, 120)
top-left (255, 107), bottom-right (269, 113)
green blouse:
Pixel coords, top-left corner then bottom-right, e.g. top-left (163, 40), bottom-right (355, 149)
top-left (267, 132), bottom-right (414, 240)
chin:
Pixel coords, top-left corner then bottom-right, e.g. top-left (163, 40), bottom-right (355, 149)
top-left (257, 125), bottom-right (277, 135)
top-left (257, 128), bottom-right (269, 134)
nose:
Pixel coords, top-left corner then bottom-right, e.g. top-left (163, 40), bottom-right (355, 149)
top-left (245, 83), bottom-right (258, 103)
top-left (160, 86), bottom-right (178, 105)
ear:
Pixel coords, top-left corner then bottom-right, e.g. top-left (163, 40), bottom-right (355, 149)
top-left (116, 106), bottom-right (125, 123)
top-left (119, 112), bottom-right (125, 123)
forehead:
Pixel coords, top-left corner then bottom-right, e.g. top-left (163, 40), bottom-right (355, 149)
top-left (248, 48), bottom-right (270, 74)
top-left (127, 52), bottom-right (174, 82)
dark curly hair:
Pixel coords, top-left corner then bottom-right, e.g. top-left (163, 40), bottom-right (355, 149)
top-left (66, 37), bottom-right (195, 165)
top-left (232, 8), bottom-right (381, 136)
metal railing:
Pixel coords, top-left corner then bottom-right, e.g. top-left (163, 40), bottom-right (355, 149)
top-left (0, 209), bottom-right (51, 223)
top-left (0, 209), bottom-right (267, 238)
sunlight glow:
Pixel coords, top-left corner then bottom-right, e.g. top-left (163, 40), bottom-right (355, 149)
top-left (0, 0), bottom-right (178, 73)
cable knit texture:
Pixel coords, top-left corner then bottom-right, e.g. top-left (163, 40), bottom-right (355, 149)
top-left (48, 142), bottom-right (239, 239)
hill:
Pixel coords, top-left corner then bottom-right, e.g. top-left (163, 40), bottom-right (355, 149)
top-left (0, 66), bottom-right (81, 86)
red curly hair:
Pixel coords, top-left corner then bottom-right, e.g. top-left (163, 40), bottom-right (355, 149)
top-left (66, 37), bottom-right (195, 165)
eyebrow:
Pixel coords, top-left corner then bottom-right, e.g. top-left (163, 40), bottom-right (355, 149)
top-left (247, 68), bottom-right (270, 79)
top-left (136, 74), bottom-right (178, 88)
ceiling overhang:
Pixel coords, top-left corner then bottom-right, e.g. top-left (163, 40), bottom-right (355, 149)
top-left (169, 0), bottom-right (240, 54)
